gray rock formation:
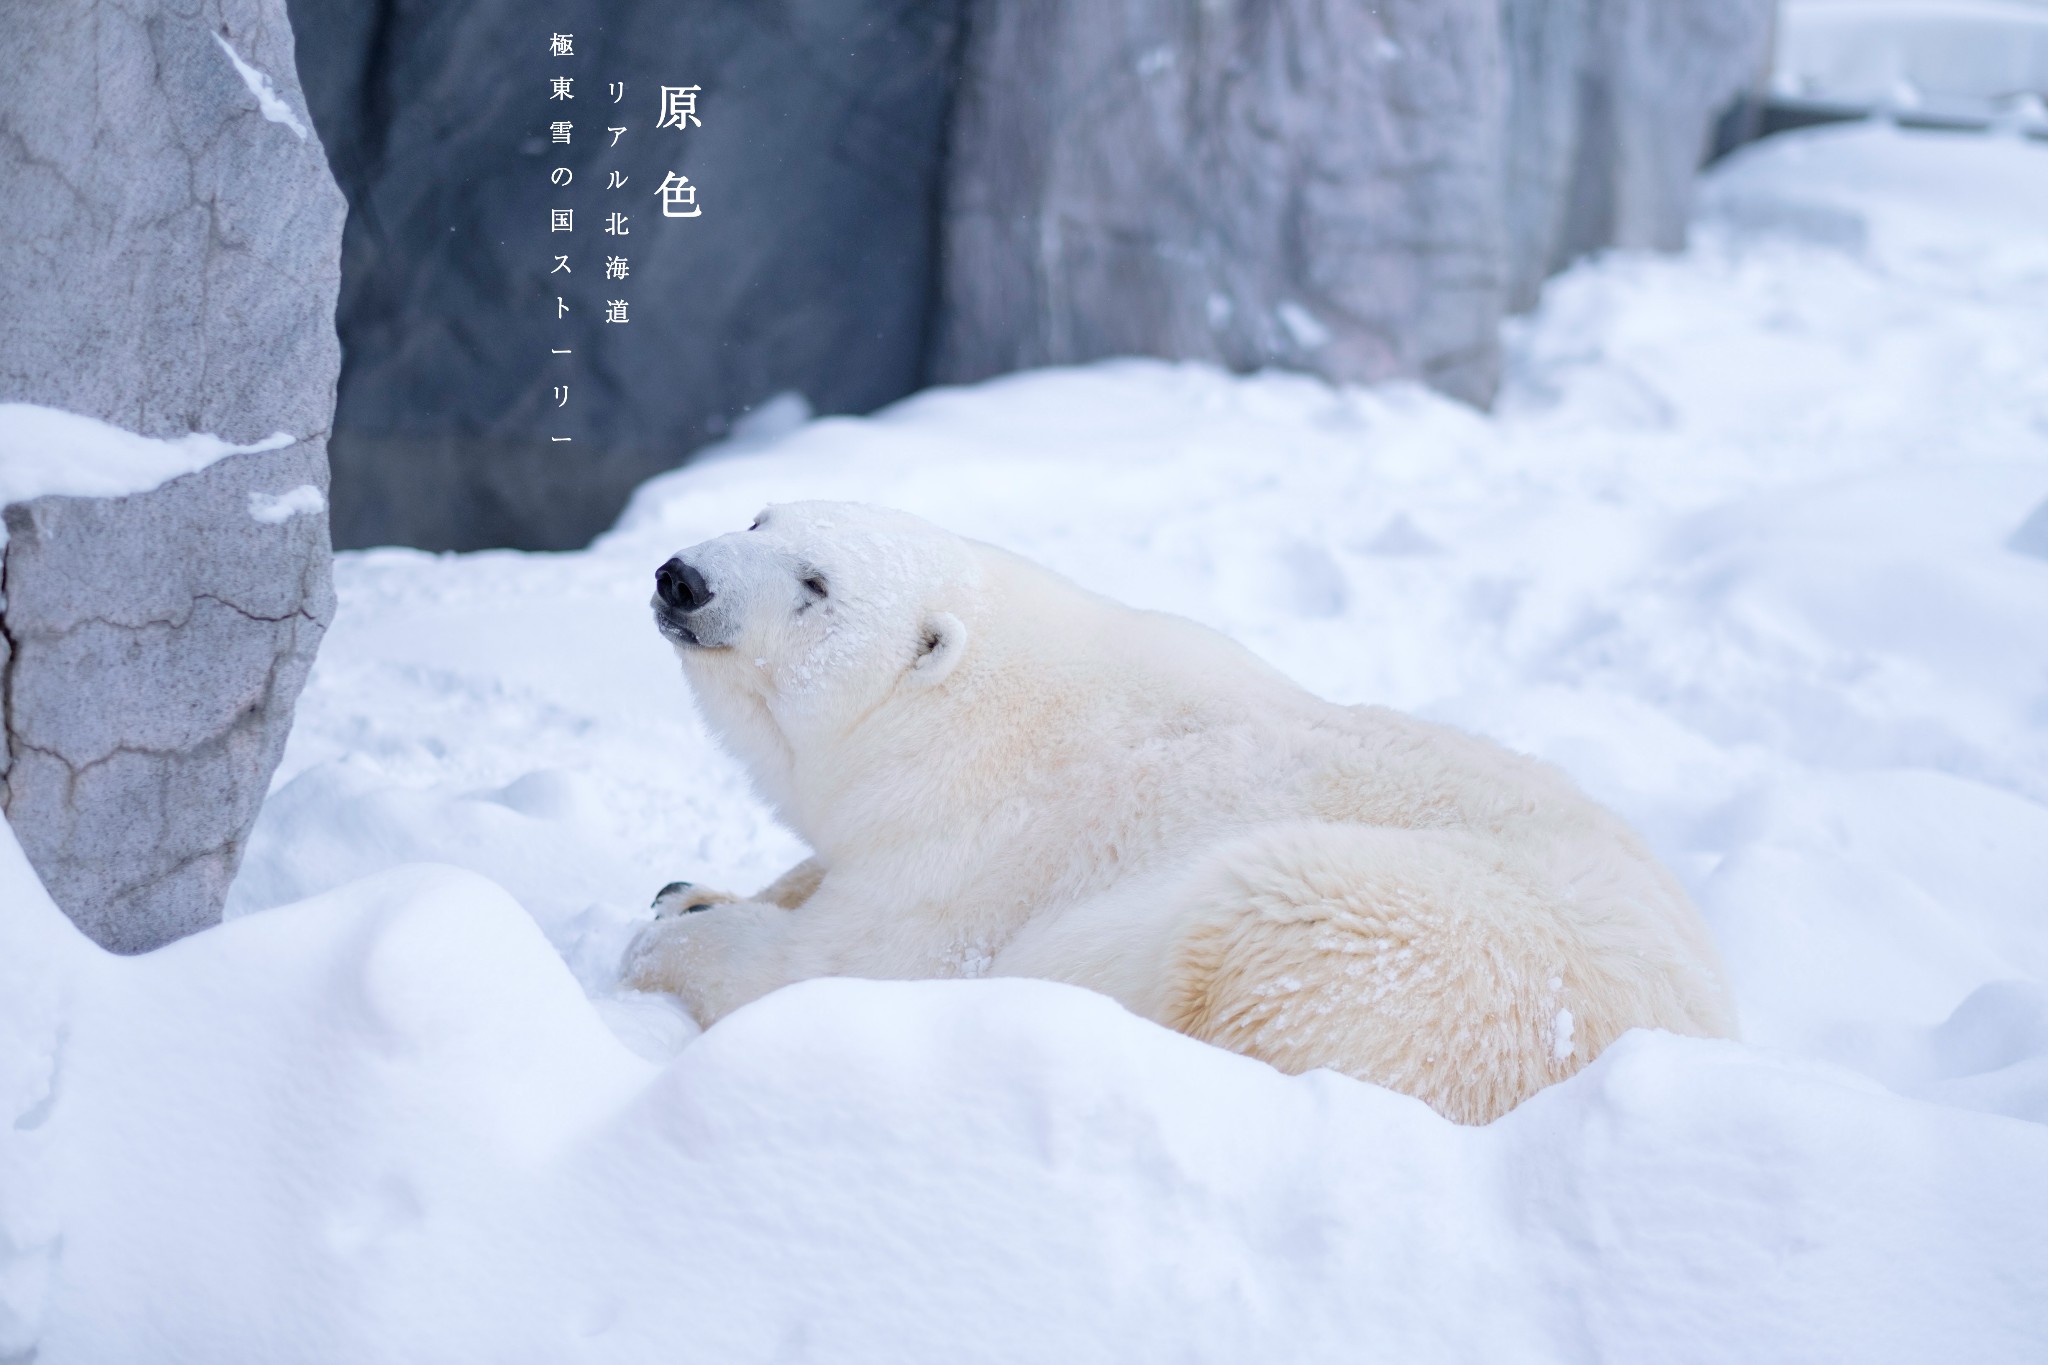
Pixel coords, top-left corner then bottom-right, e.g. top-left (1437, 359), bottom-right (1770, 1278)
top-left (278, 0), bottom-right (1767, 551)
top-left (1501, 0), bottom-right (1777, 310)
top-left (0, 0), bottom-right (344, 952)
top-left (935, 0), bottom-right (1509, 406)
top-left (286, 0), bottom-right (965, 551)
top-left (936, 0), bottom-right (1775, 403)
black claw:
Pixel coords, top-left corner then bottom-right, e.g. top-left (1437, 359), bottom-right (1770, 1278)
top-left (682, 901), bottom-right (716, 914)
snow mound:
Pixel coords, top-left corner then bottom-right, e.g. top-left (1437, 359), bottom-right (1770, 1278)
top-left (2012, 495), bottom-right (2048, 557)
top-left (11, 809), bottom-right (2047, 1361)
top-left (8, 123), bottom-right (2048, 1358)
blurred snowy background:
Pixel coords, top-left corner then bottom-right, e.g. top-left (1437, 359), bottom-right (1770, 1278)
top-left (4, 2), bottom-right (2048, 1362)
top-left (1777, 0), bottom-right (2048, 120)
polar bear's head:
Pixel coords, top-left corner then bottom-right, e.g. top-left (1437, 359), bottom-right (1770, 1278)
top-left (651, 502), bottom-right (981, 804)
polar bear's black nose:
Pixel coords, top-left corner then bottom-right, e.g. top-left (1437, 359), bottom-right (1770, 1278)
top-left (656, 557), bottom-right (713, 613)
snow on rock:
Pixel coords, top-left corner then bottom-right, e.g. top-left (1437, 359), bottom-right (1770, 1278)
top-left (0, 404), bottom-right (294, 538)
top-left (249, 482), bottom-right (329, 524)
top-left (9, 123), bottom-right (2048, 1357)
top-left (212, 32), bottom-right (311, 140)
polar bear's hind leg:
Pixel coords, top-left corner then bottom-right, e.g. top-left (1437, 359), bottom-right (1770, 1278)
top-left (1162, 823), bottom-right (1696, 1125)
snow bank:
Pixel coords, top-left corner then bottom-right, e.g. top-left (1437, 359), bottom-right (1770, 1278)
top-left (7, 123), bottom-right (2048, 1358)
top-left (1779, 0), bottom-right (2048, 110)
top-left (13, 811), bottom-right (2048, 1360)
top-left (0, 824), bottom-right (89, 1355)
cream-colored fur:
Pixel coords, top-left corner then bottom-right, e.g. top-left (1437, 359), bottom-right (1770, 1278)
top-left (625, 502), bottom-right (1736, 1124)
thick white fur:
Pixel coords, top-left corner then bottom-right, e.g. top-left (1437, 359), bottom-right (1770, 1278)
top-left (626, 502), bottom-right (1736, 1124)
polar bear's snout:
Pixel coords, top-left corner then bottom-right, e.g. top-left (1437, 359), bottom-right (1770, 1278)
top-left (656, 556), bottom-right (713, 613)
top-left (652, 554), bottom-right (734, 648)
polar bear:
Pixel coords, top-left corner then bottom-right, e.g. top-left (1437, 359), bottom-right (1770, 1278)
top-left (624, 502), bottom-right (1736, 1123)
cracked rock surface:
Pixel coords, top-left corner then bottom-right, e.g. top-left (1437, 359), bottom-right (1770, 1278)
top-left (0, 0), bottom-right (344, 952)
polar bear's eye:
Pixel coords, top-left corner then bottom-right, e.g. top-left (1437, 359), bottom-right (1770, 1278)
top-left (801, 574), bottom-right (829, 600)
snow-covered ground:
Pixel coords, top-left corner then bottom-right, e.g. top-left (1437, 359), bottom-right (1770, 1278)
top-left (5, 122), bottom-right (2048, 1361)
top-left (1778, 0), bottom-right (2048, 118)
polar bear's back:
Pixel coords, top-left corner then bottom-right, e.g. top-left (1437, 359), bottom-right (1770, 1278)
top-left (972, 552), bottom-right (1736, 1119)
top-left (1155, 819), bottom-right (1730, 1123)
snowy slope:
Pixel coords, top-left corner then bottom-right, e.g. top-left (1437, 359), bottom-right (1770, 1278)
top-left (5, 123), bottom-right (2048, 1360)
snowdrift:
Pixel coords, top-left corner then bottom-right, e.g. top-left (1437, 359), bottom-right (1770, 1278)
top-left (5, 123), bottom-right (2048, 1361)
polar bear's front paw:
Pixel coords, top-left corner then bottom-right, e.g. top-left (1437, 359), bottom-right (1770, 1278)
top-left (651, 880), bottom-right (740, 919)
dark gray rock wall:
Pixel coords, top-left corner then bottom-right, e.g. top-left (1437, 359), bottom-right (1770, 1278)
top-left (1502, 0), bottom-right (1777, 310)
top-left (286, 0), bottom-right (1766, 550)
top-left (288, 0), bottom-right (965, 551)
top-left (0, 0), bottom-right (344, 952)
top-left (935, 0), bottom-right (1509, 406)
top-left (936, 0), bottom-right (1774, 403)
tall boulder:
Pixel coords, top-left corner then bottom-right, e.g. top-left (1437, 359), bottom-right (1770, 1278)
top-left (0, 0), bottom-right (344, 952)
top-left (935, 0), bottom-right (1509, 406)
top-left (286, 0), bottom-right (965, 551)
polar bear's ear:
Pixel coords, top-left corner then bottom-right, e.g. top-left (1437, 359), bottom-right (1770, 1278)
top-left (908, 611), bottom-right (969, 688)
